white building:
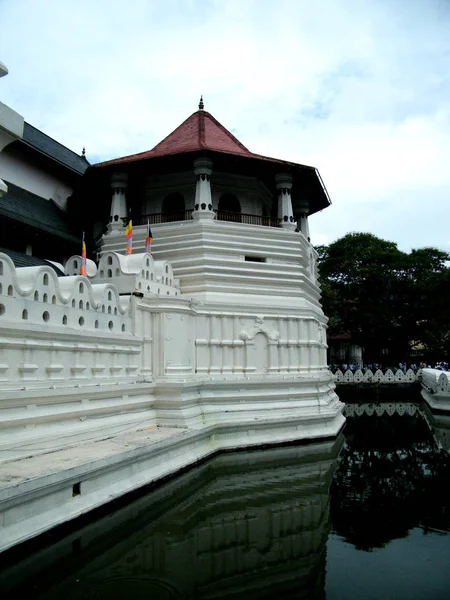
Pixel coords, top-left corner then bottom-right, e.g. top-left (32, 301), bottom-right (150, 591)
top-left (0, 80), bottom-right (344, 551)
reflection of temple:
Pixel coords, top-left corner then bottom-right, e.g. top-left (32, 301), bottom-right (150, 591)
top-left (0, 437), bottom-right (343, 599)
top-left (422, 403), bottom-right (450, 454)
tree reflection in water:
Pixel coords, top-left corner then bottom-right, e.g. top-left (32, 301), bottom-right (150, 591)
top-left (331, 405), bottom-right (450, 551)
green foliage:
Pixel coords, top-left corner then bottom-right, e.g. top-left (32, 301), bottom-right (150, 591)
top-left (316, 232), bottom-right (450, 363)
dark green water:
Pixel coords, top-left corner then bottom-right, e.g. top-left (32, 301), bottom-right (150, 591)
top-left (1, 396), bottom-right (450, 599)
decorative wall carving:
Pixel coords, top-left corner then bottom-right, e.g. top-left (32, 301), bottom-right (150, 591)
top-left (239, 316), bottom-right (280, 342)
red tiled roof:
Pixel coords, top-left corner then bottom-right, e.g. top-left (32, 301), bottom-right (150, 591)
top-left (152, 110), bottom-right (251, 156)
top-left (95, 110), bottom-right (252, 167)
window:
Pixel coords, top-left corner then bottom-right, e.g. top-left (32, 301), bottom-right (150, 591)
top-left (162, 192), bottom-right (185, 221)
top-left (245, 256), bottom-right (266, 262)
top-left (107, 256), bottom-right (113, 265)
top-left (8, 285), bottom-right (13, 296)
top-left (43, 274), bottom-right (49, 285)
top-left (79, 283), bottom-right (84, 293)
top-left (22, 309), bottom-right (28, 320)
top-left (218, 193), bottom-right (241, 214)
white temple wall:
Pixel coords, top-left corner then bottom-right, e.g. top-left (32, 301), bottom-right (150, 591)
top-left (193, 309), bottom-right (327, 376)
top-left (0, 254), bottom-right (138, 390)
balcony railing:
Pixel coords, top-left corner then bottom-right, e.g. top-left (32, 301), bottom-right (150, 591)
top-left (136, 211), bottom-right (280, 228)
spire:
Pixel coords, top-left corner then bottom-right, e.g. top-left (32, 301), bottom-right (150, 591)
top-left (198, 95), bottom-right (204, 110)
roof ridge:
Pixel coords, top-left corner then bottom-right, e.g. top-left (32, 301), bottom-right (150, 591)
top-left (199, 110), bottom-right (205, 148)
top-left (150, 111), bottom-right (199, 153)
top-left (202, 111), bottom-right (250, 152)
top-left (23, 122), bottom-right (88, 162)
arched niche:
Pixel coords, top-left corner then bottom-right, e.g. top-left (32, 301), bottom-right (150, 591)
top-left (162, 193), bottom-right (185, 222)
top-left (218, 193), bottom-right (241, 222)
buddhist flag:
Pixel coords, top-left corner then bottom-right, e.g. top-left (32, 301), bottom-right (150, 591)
top-left (125, 217), bottom-right (132, 255)
top-left (80, 232), bottom-right (87, 276)
top-left (145, 219), bottom-right (153, 254)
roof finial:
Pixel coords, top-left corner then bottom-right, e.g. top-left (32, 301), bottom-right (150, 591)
top-left (198, 95), bottom-right (204, 110)
top-left (81, 146), bottom-right (86, 157)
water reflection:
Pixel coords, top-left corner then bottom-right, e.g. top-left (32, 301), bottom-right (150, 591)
top-left (0, 436), bottom-right (344, 600)
top-left (2, 400), bottom-right (450, 600)
top-left (332, 402), bottom-right (450, 551)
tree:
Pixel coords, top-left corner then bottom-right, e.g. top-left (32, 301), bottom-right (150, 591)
top-left (316, 233), bottom-right (450, 364)
top-left (402, 248), bottom-right (450, 362)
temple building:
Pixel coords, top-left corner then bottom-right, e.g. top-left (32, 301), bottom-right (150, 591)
top-left (0, 69), bottom-right (344, 552)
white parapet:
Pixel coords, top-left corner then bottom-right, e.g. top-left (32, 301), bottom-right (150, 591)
top-left (421, 368), bottom-right (450, 412)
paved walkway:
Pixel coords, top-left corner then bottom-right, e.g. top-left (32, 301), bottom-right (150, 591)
top-left (0, 424), bottom-right (188, 492)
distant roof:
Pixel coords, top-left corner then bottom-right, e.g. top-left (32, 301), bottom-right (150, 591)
top-left (0, 181), bottom-right (79, 243)
top-left (0, 247), bottom-right (65, 276)
top-left (22, 122), bottom-right (89, 175)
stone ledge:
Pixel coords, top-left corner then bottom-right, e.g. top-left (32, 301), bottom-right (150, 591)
top-left (0, 412), bottom-right (344, 553)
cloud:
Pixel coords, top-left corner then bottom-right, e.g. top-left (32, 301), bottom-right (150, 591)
top-left (1, 0), bottom-right (449, 252)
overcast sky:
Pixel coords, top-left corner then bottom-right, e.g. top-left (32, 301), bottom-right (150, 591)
top-left (1, 0), bottom-right (449, 253)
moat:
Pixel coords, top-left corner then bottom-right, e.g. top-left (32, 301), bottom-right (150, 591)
top-left (1, 391), bottom-right (449, 599)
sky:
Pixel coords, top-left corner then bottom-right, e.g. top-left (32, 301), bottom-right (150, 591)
top-left (1, 0), bottom-right (449, 253)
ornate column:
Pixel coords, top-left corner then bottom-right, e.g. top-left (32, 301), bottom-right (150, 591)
top-left (108, 172), bottom-right (128, 232)
top-left (193, 157), bottom-right (215, 221)
top-left (275, 173), bottom-right (296, 230)
top-left (297, 200), bottom-right (310, 242)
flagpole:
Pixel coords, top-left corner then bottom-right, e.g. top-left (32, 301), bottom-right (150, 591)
top-left (80, 232), bottom-right (87, 276)
top-left (125, 211), bottom-right (132, 255)
top-left (145, 217), bottom-right (153, 254)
